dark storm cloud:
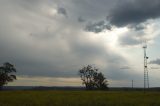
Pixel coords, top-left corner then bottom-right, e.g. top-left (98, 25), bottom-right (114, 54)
top-left (108, 0), bottom-right (160, 27)
top-left (69, 0), bottom-right (118, 20)
top-left (150, 58), bottom-right (160, 65)
top-left (85, 20), bottom-right (111, 33)
top-left (84, 0), bottom-right (160, 33)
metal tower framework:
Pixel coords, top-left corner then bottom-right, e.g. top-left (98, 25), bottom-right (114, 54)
top-left (143, 42), bottom-right (149, 90)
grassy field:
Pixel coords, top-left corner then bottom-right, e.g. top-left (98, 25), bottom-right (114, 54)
top-left (0, 91), bottom-right (160, 106)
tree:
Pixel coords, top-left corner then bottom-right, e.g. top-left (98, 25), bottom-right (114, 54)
top-left (79, 65), bottom-right (108, 90)
top-left (0, 62), bottom-right (17, 90)
top-left (94, 72), bottom-right (108, 90)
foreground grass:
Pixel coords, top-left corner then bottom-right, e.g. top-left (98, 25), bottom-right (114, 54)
top-left (0, 91), bottom-right (160, 106)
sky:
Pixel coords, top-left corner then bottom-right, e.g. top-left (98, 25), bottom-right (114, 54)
top-left (1, 0), bottom-right (160, 87)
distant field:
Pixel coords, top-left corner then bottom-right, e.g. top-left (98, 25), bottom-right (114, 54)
top-left (0, 91), bottom-right (160, 106)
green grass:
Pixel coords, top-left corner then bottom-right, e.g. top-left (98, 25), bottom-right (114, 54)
top-left (0, 91), bottom-right (160, 106)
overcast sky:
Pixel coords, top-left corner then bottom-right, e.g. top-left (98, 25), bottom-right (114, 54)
top-left (1, 0), bottom-right (160, 87)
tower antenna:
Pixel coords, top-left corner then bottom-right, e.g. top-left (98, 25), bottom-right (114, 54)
top-left (142, 41), bottom-right (149, 91)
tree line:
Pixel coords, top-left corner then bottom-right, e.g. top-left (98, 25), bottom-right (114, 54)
top-left (0, 62), bottom-right (108, 90)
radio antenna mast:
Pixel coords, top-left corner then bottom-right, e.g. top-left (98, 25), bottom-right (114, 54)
top-left (142, 41), bottom-right (149, 91)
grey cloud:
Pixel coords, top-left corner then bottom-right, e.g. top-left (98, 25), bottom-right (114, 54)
top-left (129, 24), bottom-right (147, 31)
top-left (150, 58), bottom-right (160, 65)
top-left (0, 0), bottom-right (150, 86)
top-left (118, 34), bottom-right (141, 46)
top-left (78, 17), bottom-right (85, 23)
top-left (83, 0), bottom-right (160, 33)
top-left (85, 20), bottom-right (111, 33)
top-left (105, 64), bottom-right (141, 81)
top-left (108, 0), bottom-right (160, 27)
top-left (117, 24), bottom-right (149, 46)
top-left (69, 0), bottom-right (118, 20)
top-left (150, 67), bottom-right (160, 69)
top-left (57, 7), bottom-right (68, 17)
top-left (120, 66), bottom-right (130, 70)
top-left (29, 26), bottom-right (55, 40)
top-left (65, 33), bottom-right (133, 81)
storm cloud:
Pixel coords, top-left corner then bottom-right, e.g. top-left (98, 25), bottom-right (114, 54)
top-left (85, 20), bottom-right (111, 33)
top-left (0, 0), bottom-right (128, 78)
top-left (1, 0), bottom-right (160, 87)
top-left (108, 0), bottom-right (160, 27)
top-left (84, 0), bottom-right (160, 33)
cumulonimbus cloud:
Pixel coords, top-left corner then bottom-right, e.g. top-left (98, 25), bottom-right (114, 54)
top-left (85, 0), bottom-right (160, 33)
